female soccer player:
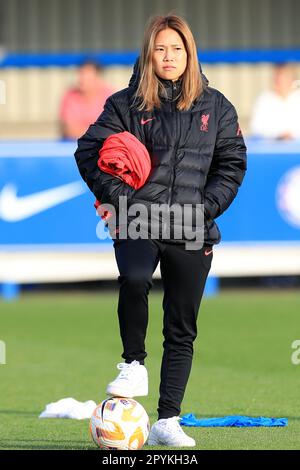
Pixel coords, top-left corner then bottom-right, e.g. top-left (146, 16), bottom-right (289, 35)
top-left (75, 14), bottom-right (247, 447)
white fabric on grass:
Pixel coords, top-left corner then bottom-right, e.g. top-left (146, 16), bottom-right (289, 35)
top-left (39, 398), bottom-right (97, 420)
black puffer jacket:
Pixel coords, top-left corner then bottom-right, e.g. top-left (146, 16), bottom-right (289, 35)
top-left (75, 60), bottom-right (247, 245)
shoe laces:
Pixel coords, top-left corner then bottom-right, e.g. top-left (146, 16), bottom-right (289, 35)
top-left (116, 360), bottom-right (140, 379)
top-left (161, 416), bottom-right (185, 434)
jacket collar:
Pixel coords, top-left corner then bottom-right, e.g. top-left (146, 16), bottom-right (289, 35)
top-left (158, 77), bottom-right (183, 101)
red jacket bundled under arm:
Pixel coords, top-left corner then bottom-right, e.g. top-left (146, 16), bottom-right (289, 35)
top-left (95, 131), bottom-right (151, 220)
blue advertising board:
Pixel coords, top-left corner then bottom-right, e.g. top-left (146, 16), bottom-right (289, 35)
top-left (0, 142), bottom-right (104, 249)
top-left (218, 140), bottom-right (300, 242)
top-left (0, 139), bottom-right (300, 249)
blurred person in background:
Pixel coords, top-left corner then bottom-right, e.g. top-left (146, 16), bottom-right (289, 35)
top-left (250, 63), bottom-right (300, 140)
top-left (59, 60), bottom-right (115, 140)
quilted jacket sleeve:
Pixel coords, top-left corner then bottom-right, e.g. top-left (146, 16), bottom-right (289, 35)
top-left (74, 95), bottom-right (135, 208)
top-left (204, 95), bottom-right (247, 219)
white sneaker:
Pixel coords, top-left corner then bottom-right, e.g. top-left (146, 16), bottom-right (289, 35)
top-left (106, 360), bottom-right (148, 398)
top-left (147, 416), bottom-right (196, 447)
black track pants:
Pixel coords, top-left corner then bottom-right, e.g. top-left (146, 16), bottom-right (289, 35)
top-left (113, 238), bottom-right (213, 419)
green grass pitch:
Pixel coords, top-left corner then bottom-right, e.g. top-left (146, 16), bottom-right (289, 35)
top-left (0, 290), bottom-right (299, 450)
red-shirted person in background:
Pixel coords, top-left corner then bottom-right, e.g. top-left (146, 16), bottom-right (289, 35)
top-left (60, 60), bottom-right (115, 140)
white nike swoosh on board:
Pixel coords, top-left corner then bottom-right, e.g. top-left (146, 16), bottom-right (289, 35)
top-left (0, 181), bottom-right (87, 222)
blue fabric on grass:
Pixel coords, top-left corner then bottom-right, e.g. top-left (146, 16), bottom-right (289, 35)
top-left (180, 413), bottom-right (288, 427)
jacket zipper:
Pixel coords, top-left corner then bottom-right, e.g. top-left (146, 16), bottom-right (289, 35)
top-left (167, 81), bottom-right (180, 207)
top-left (163, 81), bottom-right (181, 238)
